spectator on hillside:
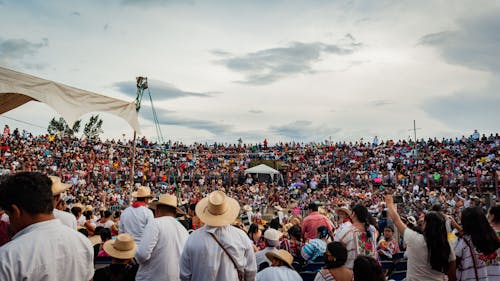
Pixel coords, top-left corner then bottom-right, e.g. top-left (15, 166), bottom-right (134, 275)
top-left (119, 186), bottom-right (154, 244)
top-left (302, 203), bottom-right (333, 241)
top-left (93, 233), bottom-right (139, 281)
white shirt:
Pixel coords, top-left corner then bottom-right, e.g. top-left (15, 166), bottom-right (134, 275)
top-left (257, 266), bottom-right (303, 281)
top-left (119, 205), bottom-right (154, 244)
top-left (136, 216), bottom-right (189, 281)
top-left (0, 219), bottom-right (94, 281)
top-left (404, 228), bottom-right (455, 281)
top-left (180, 225), bottom-right (257, 281)
top-left (53, 209), bottom-right (77, 229)
top-left (256, 247), bottom-right (278, 269)
top-left (96, 219), bottom-right (114, 229)
top-left (77, 214), bottom-right (86, 227)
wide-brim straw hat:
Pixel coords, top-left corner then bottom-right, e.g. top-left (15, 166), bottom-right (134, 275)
top-left (266, 250), bottom-right (294, 268)
top-left (335, 206), bottom-right (352, 218)
top-left (89, 235), bottom-right (102, 246)
top-left (103, 234), bottom-right (137, 260)
top-left (195, 190), bottom-right (240, 227)
top-left (149, 194), bottom-right (185, 215)
top-left (131, 186), bottom-right (154, 198)
top-left (243, 205), bottom-right (252, 212)
top-left (49, 176), bottom-right (71, 195)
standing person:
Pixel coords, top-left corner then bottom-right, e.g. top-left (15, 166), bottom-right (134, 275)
top-left (385, 195), bottom-right (456, 281)
top-left (314, 242), bottom-right (353, 281)
top-left (93, 233), bottom-right (139, 281)
top-left (256, 250), bottom-right (303, 281)
top-left (135, 194), bottom-right (189, 281)
top-left (241, 205), bottom-right (254, 228)
top-left (50, 175), bottom-right (77, 229)
top-left (0, 172), bottom-right (94, 281)
top-left (302, 203), bottom-right (334, 242)
top-left (180, 190), bottom-right (257, 281)
top-left (119, 186), bottom-right (154, 244)
top-left (335, 205), bottom-right (378, 269)
top-left (333, 206), bottom-right (352, 241)
top-left (454, 207), bottom-right (500, 280)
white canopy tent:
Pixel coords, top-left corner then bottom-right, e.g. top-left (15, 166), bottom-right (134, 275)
top-left (0, 67), bottom-right (141, 133)
top-left (244, 164), bottom-right (283, 183)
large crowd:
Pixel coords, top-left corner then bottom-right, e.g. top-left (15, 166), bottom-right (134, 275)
top-left (0, 124), bottom-right (499, 281)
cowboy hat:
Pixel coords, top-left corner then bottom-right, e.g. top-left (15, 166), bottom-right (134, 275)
top-left (335, 206), bottom-right (352, 218)
top-left (195, 190), bottom-right (240, 227)
top-left (103, 234), bottom-right (137, 260)
top-left (249, 186), bottom-right (257, 193)
top-left (89, 235), bottom-right (102, 246)
top-left (149, 194), bottom-right (185, 215)
top-left (243, 205), bottom-right (252, 212)
top-left (131, 186), bottom-right (154, 198)
top-left (49, 176), bottom-right (71, 195)
top-left (265, 250), bottom-right (294, 268)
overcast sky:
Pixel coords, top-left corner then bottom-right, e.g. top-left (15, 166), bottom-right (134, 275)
top-left (1, 0), bottom-right (499, 144)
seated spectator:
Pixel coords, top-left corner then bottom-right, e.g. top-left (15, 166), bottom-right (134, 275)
top-left (256, 249), bottom-right (302, 281)
top-left (93, 233), bottom-right (139, 281)
top-left (256, 228), bottom-right (282, 271)
top-left (281, 225), bottom-right (305, 261)
top-left (302, 225), bottom-right (329, 264)
top-left (377, 225), bottom-right (400, 259)
top-left (353, 256), bottom-right (385, 281)
top-left (314, 241), bottom-right (353, 281)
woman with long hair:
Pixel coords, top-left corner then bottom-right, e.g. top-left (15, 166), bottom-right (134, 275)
top-left (314, 242), bottom-right (353, 281)
top-left (385, 195), bottom-right (456, 281)
top-left (353, 255), bottom-right (385, 281)
top-left (248, 223), bottom-right (264, 252)
top-left (334, 205), bottom-right (378, 269)
top-left (455, 207), bottom-right (500, 280)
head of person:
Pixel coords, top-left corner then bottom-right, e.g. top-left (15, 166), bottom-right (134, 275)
top-left (265, 250), bottom-right (294, 269)
top-left (99, 227), bottom-right (112, 242)
top-left (461, 207), bottom-right (500, 255)
top-left (324, 242), bottom-right (348, 269)
top-left (308, 203), bottom-right (319, 213)
top-left (83, 210), bottom-right (93, 220)
top-left (351, 204), bottom-right (372, 239)
top-left (423, 211), bottom-right (451, 273)
top-left (0, 172), bottom-right (53, 234)
top-left (353, 256), bottom-right (385, 281)
top-left (335, 207), bottom-right (351, 222)
top-left (49, 176), bottom-right (71, 209)
top-left (103, 233), bottom-right (137, 264)
top-left (103, 210), bottom-right (112, 219)
top-left (287, 225), bottom-right (302, 241)
top-left (263, 228), bottom-right (282, 248)
top-left (151, 194), bottom-right (185, 218)
top-left (383, 225), bottom-right (394, 240)
top-left (317, 225), bottom-right (329, 239)
top-left (248, 223), bottom-right (262, 241)
top-left (71, 206), bottom-right (82, 218)
top-left (195, 190), bottom-right (240, 227)
top-left (488, 205), bottom-right (500, 226)
top-left (132, 186), bottom-right (153, 203)
top-left (188, 203), bottom-right (196, 216)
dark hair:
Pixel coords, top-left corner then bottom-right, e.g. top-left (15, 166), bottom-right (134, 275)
top-left (94, 226), bottom-right (104, 236)
top-left (308, 203), bottom-right (318, 212)
top-left (317, 225), bottom-right (329, 239)
top-left (353, 256), bottom-right (385, 281)
top-left (461, 207), bottom-right (500, 255)
top-left (288, 225), bottom-right (302, 240)
top-left (100, 228), bottom-right (112, 241)
top-left (489, 205), bottom-right (500, 224)
top-left (431, 204), bottom-right (442, 212)
top-left (71, 206), bottom-right (82, 217)
top-left (83, 210), bottom-right (93, 220)
top-left (113, 211), bottom-right (121, 219)
top-left (248, 223), bottom-right (260, 237)
top-left (0, 172), bottom-right (53, 215)
top-left (384, 225), bottom-right (394, 232)
top-left (352, 205), bottom-right (372, 239)
top-left (325, 242), bottom-right (348, 269)
top-left (424, 211), bottom-right (451, 273)
top-left (189, 203), bottom-right (196, 211)
top-left (103, 210), bottom-right (112, 218)
top-left (78, 228), bottom-right (89, 237)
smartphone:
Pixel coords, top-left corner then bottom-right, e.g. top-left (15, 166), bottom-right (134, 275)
top-left (393, 195), bottom-right (403, 204)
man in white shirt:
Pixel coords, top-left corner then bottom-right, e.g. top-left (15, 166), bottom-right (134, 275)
top-left (119, 185), bottom-right (154, 244)
top-left (257, 250), bottom-right (302, 281)
top-left (136, 194), bottom-right (189, 281)
top-left (0, 172), bottom-right (94, 281)
top-left (180, 191), bottom-right (257, 281)
top-left (256, 228), bottom-right (282, 270)
top-left (49, 176), bottom-right (77, 229)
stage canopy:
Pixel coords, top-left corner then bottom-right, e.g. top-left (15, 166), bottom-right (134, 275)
top-left (0, 67), bottom-right (141, 133)
top-left (244, 164), bottom-right (281, 178)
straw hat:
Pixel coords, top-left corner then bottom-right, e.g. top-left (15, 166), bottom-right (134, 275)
top-left (195, 191), bottom-right (240, 227)
top-left (149, 194), bottom-right (185, 215)
top-left (49, 176), bottom-right (71, 195)
top-left (131, 186), bottom-right (154, 198)
top-left (89, 235), bottom-right (102, 246)
top-left (243, 205), bottom-right (252, 212)
top-left (265, 250), bottom-right (294, 268)
top-left (249, 186), bottom-right (257, 193)
top-left (103, 234), bottom-right (137, 259)
top-left (335, 206), bottom-right (352, 218)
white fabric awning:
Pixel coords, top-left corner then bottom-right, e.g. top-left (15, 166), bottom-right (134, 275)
top-left (0, 67), bottom-right (141, 133)
top-left (244, 164), bottom-right (280, 176)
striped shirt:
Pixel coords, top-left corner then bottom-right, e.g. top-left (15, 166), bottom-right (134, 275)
top-left (454, 235), bottom-right (500, 281)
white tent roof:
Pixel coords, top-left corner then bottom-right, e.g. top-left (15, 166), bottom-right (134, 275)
top-left (0, 67), bottom-right (141, 133)
top-left (244, 164), bottom-right (280, 176)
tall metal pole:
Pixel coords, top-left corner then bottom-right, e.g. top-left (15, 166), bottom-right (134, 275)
top-left (130, 130), bottom-right (136, 184)
top-left (413, 120), bottom-right (417, 142)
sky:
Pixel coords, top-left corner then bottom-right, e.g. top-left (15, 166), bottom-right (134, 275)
top-left (1, 0), bottom-right (499, 144)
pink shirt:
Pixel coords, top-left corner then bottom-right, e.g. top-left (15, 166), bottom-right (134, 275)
top-left (301, 212), bottom-right (333, 241)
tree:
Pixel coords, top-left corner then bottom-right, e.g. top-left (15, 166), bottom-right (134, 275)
top-left (83, 114), bottom-right (104, 140)
top-left (47, 117), bottom-right (81, 138)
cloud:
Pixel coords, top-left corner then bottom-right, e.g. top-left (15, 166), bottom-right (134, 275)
top-left (114, 79), bottom-right (214, 101)
top-left (371, 100), bottom-right (393, 107)
top-left (270, 120), bottom-right (341, 141)
top-left (419, 10), bottom-right (500, 73)
top-left (104, 24), bottom-right (109, 31)
top-left (0, 38), bottom-right (48, 63)
top-left (248, 109), bottom-right (263, 114)
top-left (139, 106), bottom-right (232, 135)
top-left (213, 41), bottom-right (360, 85)
top-left (422, 85), bottom-right (500, 129)
top-left (72, 11), bottom-right (81, 16)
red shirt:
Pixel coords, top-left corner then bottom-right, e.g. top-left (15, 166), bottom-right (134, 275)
top-left (301, 211), bottom-right (333, 241)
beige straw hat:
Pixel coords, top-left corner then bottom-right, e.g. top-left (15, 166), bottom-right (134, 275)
top-left (149, 194), bottom-right (185, 215)
top-left (131, 186), bottom-right (154, 198)
top-left (265, 249), bottom-right (294, 268)
top-left (243, 205), bottom-right (252, 212)
top-left (49, 176), bottom-right (71, 195)
top-left (335, 206), bottom-right (352, 218)
top-left (103, 234), bottom-right (137, 259)
top-left (195, 190), bottom-right (240, 227)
